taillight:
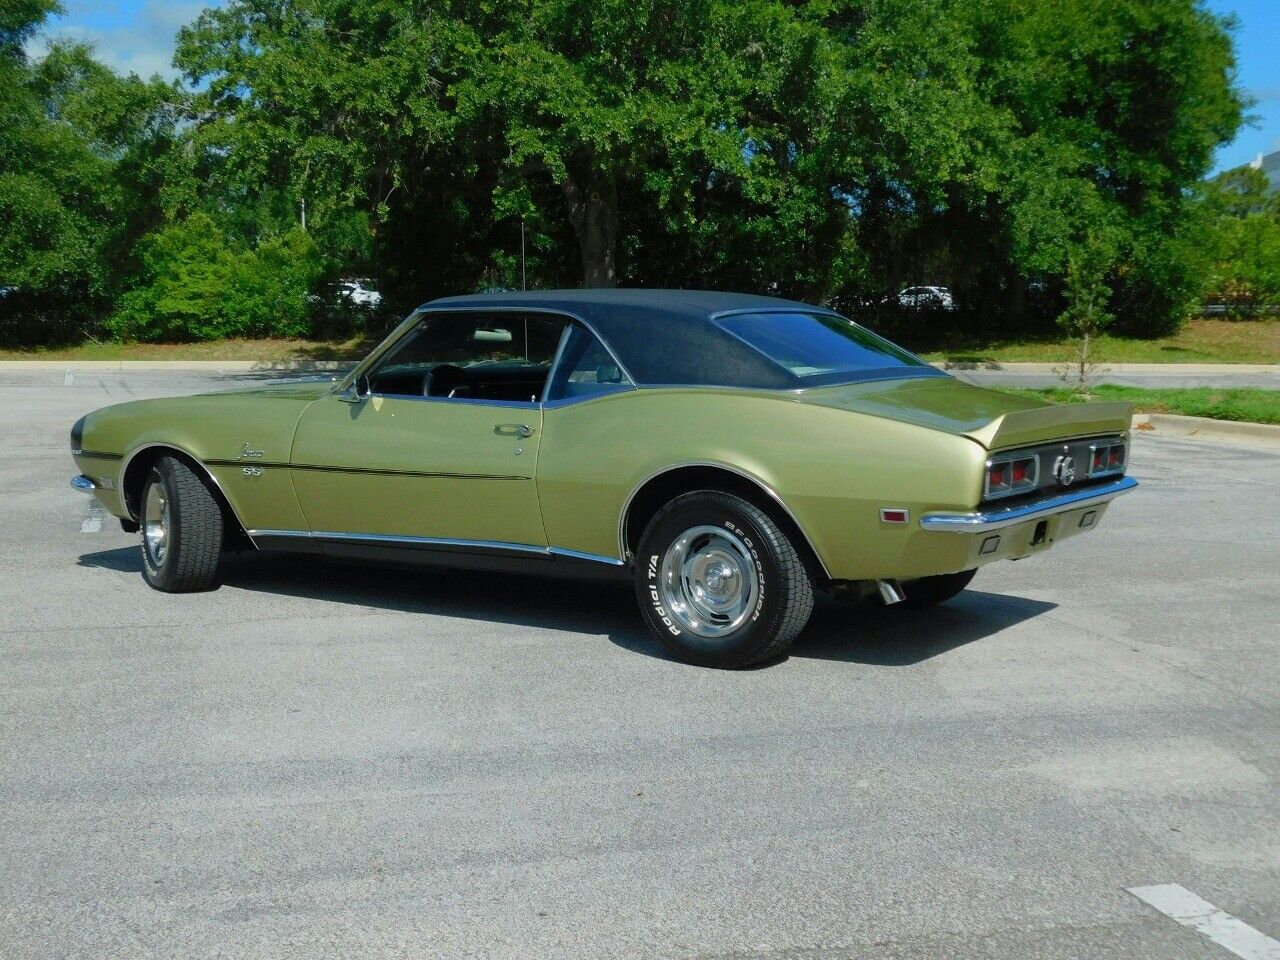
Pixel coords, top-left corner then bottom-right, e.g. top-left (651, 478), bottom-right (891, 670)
top-left (988, 462), bottom-right (1010, 494)
top-left (985, 455), bottom-right (1038, 500)
top-left (1088, 441), bottom-right (1127, 478)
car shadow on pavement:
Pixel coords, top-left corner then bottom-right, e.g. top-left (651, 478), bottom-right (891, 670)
top-left (790, 591), bottom-right (1057, 666)
top-left (77, 547), bottom-right (1055, 668)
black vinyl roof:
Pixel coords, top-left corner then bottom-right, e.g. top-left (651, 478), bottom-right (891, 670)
top-left (422, 289), bottom-right (840, 389)
top-left (424, 288), bottom-right (947, 389)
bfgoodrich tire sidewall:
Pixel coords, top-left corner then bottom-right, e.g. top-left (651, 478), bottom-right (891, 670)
top-left (636, 497), bottom-right (790, 666)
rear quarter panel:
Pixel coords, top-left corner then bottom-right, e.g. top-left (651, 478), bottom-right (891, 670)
top-left (537, 387), bottom-right (986, 580)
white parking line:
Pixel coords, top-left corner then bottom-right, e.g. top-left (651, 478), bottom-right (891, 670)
top-left (80, 499), bottom-right (104, 534)
top-left (1128, 884), bottom-right (1280, 960)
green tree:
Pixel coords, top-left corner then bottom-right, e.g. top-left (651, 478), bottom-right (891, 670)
top-left (108, 212), bottom-right (325, 341)
top-left (1, 0), bottom-right (179, 343)
top-left (1199, 167), bottom-right (1280, 318)
top-left (930, 0), bottom-right (1243, 338)
top-left (1056, 234), bottom-right (1117, 392)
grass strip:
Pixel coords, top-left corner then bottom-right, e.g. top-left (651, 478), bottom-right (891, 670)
top-left (1009, 385), bottom-right (1280, 426)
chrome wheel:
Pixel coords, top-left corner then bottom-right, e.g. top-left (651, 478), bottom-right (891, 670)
top-left (143, 480), bottom-right (169, 566)
top-left (657, 524), bottom-right (760, 639)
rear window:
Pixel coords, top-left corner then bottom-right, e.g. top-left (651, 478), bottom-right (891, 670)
top-left (716, 311), bottom-right (928, 379)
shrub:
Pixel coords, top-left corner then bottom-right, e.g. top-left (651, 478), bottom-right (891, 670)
top-left (107, 213), bottom-right (324, 341)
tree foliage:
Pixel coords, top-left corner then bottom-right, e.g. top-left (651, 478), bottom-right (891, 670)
top-left (1, 0), bottom-right (179, 343)
top-left (107, 213), bottom-right (324, 341)
top-left (0, 0), bottom-right (1251, 344)
top-left (1197, 167), bottom-right (1280, 318)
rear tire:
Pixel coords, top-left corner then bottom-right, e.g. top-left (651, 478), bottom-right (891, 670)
top-left (635, 491), bottom-right (814, 668)
top-left (900, 569), bottom-right (976, 608)
top-left (140, 456), bottom-right (224, 592)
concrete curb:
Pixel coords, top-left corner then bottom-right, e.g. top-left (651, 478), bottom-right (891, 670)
top-left (1133, 413), bottom-right (1280, 448)
top-left (940, 361), bottom-right (1280, 374)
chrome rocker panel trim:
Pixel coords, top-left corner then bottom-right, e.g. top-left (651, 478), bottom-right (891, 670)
top-left (920, 475), bottom-right (1138, 533)
top-left (71, 475), bottom-right (96, 492)
top-left (246, 529), bottom-right (626, 566)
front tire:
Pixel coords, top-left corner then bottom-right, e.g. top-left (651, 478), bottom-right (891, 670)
top-left (635, 491), bottom-right (814, 668)
top-left (140, 456), bottom-right (224, 592)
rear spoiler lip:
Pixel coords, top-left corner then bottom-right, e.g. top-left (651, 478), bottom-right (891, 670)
top-left (963, 401), bottom-right (1134, 451)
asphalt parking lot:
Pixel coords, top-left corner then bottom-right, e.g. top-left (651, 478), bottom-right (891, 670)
top-left (2, 370), bottom-right (1278, 959)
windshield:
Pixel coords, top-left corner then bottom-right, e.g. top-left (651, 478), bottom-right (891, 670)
top-left (716, 311), bottom-right (928, 379)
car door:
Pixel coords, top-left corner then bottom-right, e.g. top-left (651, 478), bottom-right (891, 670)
top-left (289, 310), bottom-right (568, 554)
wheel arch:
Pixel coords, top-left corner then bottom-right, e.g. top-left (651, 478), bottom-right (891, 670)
top-left (120, 443), bottom-right (254, 547)
top-left (619, 462), bottom-right (831, 582)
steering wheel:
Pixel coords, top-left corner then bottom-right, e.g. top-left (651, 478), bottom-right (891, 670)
top-left (422, 364), bottom-right (468, 398)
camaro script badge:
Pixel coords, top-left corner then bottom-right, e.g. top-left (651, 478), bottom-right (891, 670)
top-left (239, 443), bottom-right (264, 460)
top-left (1054, 454), bottom-right (1076, 488)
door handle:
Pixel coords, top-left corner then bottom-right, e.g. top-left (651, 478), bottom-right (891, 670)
top-left (494, 423), bottom-right (535, 438)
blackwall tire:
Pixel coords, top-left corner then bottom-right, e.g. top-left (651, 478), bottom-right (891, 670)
top-left (635, 491), bottom-right (814, 668)
top-left (140, 456), bottom-right (224, 593)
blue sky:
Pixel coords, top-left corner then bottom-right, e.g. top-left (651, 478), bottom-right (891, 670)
top-left (27, 0), bottom-right (1280, 173)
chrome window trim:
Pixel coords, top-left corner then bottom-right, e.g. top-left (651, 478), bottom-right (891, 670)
top-left (615, 460), bottom-right (831, 579)
top-left (246, 529), bottom-right (625, 566)
top-left (706, 306), bottom-right (939, 381)
top-left (339, 306), bottom-right (637, 410)
top-left (541, 384), bottom-right (636, 409)
top-left (920, 476), bottom-right (1138, 533)
top-left (348, 391), bottom-right (543, 410)
top-left (543, 322), bottom-right (575, 398)
top-left (543, 320), bottom-right (637, 404)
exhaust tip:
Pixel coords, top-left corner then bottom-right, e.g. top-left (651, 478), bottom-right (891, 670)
top-left (877, 579), bottom-right (906, 605)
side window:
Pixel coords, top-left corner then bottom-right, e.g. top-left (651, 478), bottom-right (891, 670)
top-left (546, 324), bottom-right (633, 401)
top-left (367, 312), bottom-right (567, 402)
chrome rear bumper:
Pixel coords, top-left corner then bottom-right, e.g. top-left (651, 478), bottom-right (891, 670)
top-left (71, 475), bottom-right (97, 492)
top-left (920, 476), bottom-right (1137, 533)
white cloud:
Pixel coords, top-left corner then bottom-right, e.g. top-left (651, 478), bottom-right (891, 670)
top-left (24, 0), bottom-right (219, 80)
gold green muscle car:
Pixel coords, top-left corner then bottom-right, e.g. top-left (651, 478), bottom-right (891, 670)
top-left (70, 290), bottom-right (1137, 668)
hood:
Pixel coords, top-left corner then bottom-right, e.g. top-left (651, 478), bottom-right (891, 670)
top-left (798, 376), bottom-right (1132, 450)
top-left (189, 378), bottom-right (339, 402)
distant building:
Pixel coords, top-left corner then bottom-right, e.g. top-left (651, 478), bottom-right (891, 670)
top-left (1249, 149), bottom-right (1280, 194)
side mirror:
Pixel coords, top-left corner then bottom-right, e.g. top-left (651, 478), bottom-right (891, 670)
top-left (341, 373), bottom-right (372, 403)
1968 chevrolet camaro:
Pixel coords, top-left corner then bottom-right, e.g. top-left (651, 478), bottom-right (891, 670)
top-left (71, 290), bottom-right (1137, 667)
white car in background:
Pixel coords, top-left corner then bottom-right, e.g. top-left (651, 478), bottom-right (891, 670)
top-left (898, 285), bottom-right (955, 310)
top-left (336, 279), bottom-right (382, 307)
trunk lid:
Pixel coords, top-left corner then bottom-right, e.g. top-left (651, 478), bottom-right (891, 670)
top-left (799, 375), bottom-right (1132, 450)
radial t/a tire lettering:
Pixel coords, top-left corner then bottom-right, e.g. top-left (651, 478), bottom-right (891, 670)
top-left (634, 491), bottom-right (814, 668)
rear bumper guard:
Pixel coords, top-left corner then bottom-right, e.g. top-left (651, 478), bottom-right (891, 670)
top-left (920, 476), bottom-right (1138, 534)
